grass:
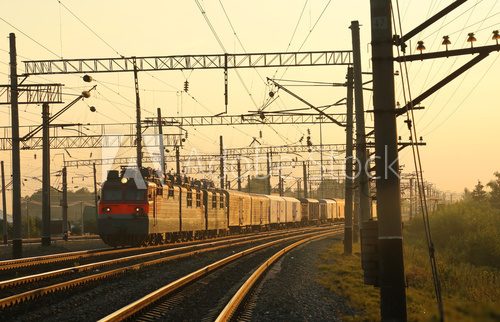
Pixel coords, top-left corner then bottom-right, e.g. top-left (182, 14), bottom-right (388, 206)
top-left (317, 244), bottom-right (379, 321)
top-left (318, 231), bottom-right (500, 322)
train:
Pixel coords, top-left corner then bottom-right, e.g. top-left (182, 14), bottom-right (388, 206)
top-left (97, 167), bottom-right (346, 247)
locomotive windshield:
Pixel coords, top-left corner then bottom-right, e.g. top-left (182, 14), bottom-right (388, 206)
top-left (124, 190), bottom-right (146, 201)
top-left (102, 189), bottom-right (122, 201)
top-left (102, 188), bottom-right (146, 202)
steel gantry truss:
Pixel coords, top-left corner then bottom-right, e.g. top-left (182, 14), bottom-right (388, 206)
top-left (0, 123), bottom-right (183, 150)
top-left (223, 143), bottom-right (347, 156)
top-left (181, 159), bottom-right (345, 175)
top-left (144, 112), bottom-right (346, 127)
top-left (0, 83), bottom-right (63, 105)
top-left (63, 145), bottom-right (345, 168)
top-left (60, 140), bottom-right (422, 167)
top-left (22, 51), bottom-right (352, 75)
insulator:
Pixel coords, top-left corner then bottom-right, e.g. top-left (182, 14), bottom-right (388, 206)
top-left (82, 91), bottom-right (91, 98)
top-left (89, 106), bottom-right (96, 112)
top-left (184, 80), bottom-right (189, 92)
top-left (83, 75), bottom-right (93, 82)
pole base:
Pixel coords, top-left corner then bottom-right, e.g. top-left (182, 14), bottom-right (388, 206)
top-left (353, 224), bottom-right (360, 243)
top-left (12, 239), bottom-right (22, 258)
top-left (41, 236), bottom-right (51, 246)
top-left (379, 237), bottom-right (407, 321)
top-left (344, 227), bottom-right (353, 255)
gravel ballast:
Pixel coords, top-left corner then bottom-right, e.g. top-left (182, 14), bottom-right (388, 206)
top-left (246, 236), bottom-right (355, 321)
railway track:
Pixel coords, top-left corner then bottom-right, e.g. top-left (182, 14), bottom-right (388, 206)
top-left (0, 225), bottom-right (338, 318)
top-left (0, 227), bottom-right (313, 276)
top-left (98, 225), bottom-right (343, 321)
top-left (0, 235), bottom-right (102, 248)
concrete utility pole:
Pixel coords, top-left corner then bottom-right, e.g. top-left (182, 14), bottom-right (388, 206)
top-left (175, 145), bottom-right (180, 184)
top-left (133, 59), bottom-right (143, 169)
top-left (93, 163), bottom-right (98, 218)
top-left (219, 136), bottom-right (224, 189)
top-left (278, 168), bottom-right (283, 196)
top-left (237, 158), bottom-right (242, 191)
top-left (353, 182), bottom-right (360, 242)
top-left (266, 152), bottom-right (271, 195)
top-left (319, 116), bottom-right (324, 199)
top-left (344, 67), bottom-right (354, 255)
top-left (409, 177), bottom-right (414, 220)
top-left (61, 166), bottom-right (68, 235)
top-left (1, 161), bottom-right (7, 244)
top-left (157, 108), bottom-right (166, 181)
top-left (351, 20), bottom-right (372, 229)
top-left (9, 33), bottom-right (22, 258)
top-left (41, 103), bottom-right (51, 246)
top-left (370, 1), bottom-right (407, 320)
top-left (302, 162), bottom-right (308, 198)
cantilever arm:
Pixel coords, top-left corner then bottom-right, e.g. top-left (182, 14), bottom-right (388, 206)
top-left (21, 85), bottom-right (97, 142)
top-left (266, 78), bottom-right (345, 127)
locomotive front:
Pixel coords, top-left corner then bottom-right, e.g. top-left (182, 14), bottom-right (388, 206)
top-left (98, 168), bottom-right (152, 247)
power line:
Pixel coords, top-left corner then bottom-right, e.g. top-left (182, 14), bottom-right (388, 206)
top-left (57, 0), bottom-right (123, 57)
top-left (194, 0), bottom-right (227, 52)
top-left (0, 16), bottom-right (61, 58)
top-left (277, 0), bottom-right (333, 81)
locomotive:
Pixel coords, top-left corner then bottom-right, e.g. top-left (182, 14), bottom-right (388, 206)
top-left (97, 167), bottom-right (346, 247)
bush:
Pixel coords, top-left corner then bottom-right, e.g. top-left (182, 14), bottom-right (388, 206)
top-left (405, 200), bottom-right (500, 269)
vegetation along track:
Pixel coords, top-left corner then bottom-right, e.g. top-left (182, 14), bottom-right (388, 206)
top-left (0, 225), bottom-right (338, 315)
top-left (98, 226), bottom-right (343, 321)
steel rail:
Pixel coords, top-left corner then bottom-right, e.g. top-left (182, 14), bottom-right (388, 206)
top-left (99, 226), bottom-right (342, 322)
top-left (0, 226), bottom-right (335, 309)
top-left (215, 230), bottom-right (339, 321)
top-left (0, 226), bottom-right (314, 271)
top-left (0, 247), bottom-right (113, 271)
top-left (0, 226), bottom-right (325, 290)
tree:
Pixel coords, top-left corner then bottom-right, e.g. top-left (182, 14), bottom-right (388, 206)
top-left (487, 172), bottom-right (500, 209)
top-left (243, 174), bottom-right (270, 194)
top-left (462, 187), bottom-right (472, 202)
top-left (471, 180), bottom-right (487, 202)
top-left (315, 179), bottom-right (344, 199)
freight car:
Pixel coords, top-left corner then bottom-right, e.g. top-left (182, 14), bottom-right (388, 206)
top-left (98, 167), bottom-right (345, 247)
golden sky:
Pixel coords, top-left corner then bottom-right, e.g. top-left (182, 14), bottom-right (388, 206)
top-left (0, 0), bottom-right (499, 204)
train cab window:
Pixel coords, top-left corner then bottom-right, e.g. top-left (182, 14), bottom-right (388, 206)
top-left (196, 192), bottom-right (201, 208)
top-left (212, 194), bottom-right (217, 209)
top-left (219, 194), bottom-right (225, 209)
top-left (168, 187), bottom-right (174, 198)
top-left (124, 190), bottom-right (145, 201)
top-left (187, 191), bottom-right (193, 207)
top-left (102, 189), bottom-right (121, 201)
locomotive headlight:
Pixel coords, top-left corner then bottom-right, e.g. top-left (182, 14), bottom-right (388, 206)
top-left (105, 207), bottom-right (111, 212)
top-left (121, 177), bottom-right (128, 184)
top-left (135, 207), bottom-right (141, 213)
